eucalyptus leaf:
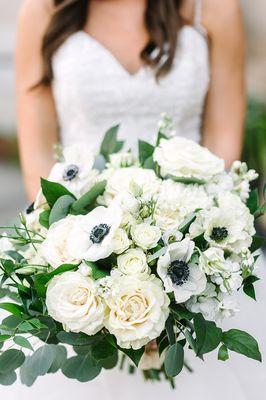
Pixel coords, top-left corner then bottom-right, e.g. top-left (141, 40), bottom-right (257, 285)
top-left (0, 334), bottom-right (11, 343)
top-left (26, 345), bottom-right (54, 376)
top-left (71, 181), bottom-right (107, 214)
top-left (41, 178), bottom-right (75, 208)
top-left (49, 195), bottom-right (75, 226)
top-left (0, 349), bottom-right (25, 373)
top-left (13, 336), bottom-right (33, 351)
top-left (164, 343), bottom-right (184, 377)
top-left (57, 331), bottom-right (102, 346)
top-left (62, 354), bottom-right (101, 382)
top-left (20, 357), bottom-right (37, 387)
top-left (0, 370), bottom-right (17, 386)
top-left (222, 329), bottom-right (261, 361)
top-left (48, 345), bottom-right (67, 373)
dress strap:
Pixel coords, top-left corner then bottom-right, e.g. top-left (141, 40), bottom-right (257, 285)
top-left (194, 0), bottom-right (207, 36)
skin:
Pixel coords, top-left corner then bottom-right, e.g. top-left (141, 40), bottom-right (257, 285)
top-left (16, 0), bottom-right (245, 201)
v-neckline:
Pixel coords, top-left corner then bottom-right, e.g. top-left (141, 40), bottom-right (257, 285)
top-left (79, 30), bottom-right (147, 78)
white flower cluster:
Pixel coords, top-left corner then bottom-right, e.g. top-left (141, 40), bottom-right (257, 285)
top-left (5, 136), bottom-right (259, 350)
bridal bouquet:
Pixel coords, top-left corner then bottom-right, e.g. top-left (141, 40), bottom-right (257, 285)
top-left (0, 120), bottom-right (265, 387)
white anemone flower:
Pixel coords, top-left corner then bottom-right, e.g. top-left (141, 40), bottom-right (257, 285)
top-left (67, 204), bottom-right (123, 262)
top-left (157, 237), bottom-right (206, 303)
top-left (48, 144), bottom-right (98, 197)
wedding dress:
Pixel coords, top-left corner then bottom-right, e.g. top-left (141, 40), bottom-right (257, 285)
top-left (2, 1), bottom-right (265, 399)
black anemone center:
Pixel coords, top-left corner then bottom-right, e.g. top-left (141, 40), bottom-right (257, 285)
top-left (26, 202), bottom-right (34, 215)
top-left (90, 224), bottom-right (110, 244)
top-left (210, 227), bottom-right (228, 242)
top-left (63, 164), bottom-right (79, 181)
top-left (168, 260), bottom-right (190, 286)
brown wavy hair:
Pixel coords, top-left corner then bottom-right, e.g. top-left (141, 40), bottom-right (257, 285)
top-left (41, 0), bottom-right (183, 85)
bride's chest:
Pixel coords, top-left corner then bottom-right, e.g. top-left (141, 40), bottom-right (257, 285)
top-left (52, 27), bottom-right (210, 119)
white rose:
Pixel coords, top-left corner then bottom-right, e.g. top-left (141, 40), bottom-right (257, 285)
top-left (40, 215), bottom-right (83, 268)
top-left (153, 137), bottom-right (224, 181)
top-left (102, 167), bottom-right (160, 204)
top-left (131, 223), bottom-right (161, 250)
top-left (117, 248), bottom-right (150, 278)
top-left (113, 228), bottom-right (131, 254)
top-left (48, 144), bottom-right (98, 197)
top-left (157, 238), bottom-right (206, 303)
top-left (104, 274), bottom-right (169, 349)
top-left (67, 204), bottom-right (123, 262)
top-left (46, 271), bottom-right (105, 335)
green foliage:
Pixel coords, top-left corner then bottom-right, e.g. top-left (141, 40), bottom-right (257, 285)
top-left (218, 344), bottom-right (229, 361)
top-left (48, 345), bottom-right (67, 373)
top-left (100, 125), bottom-right (124, 161)
top-left (166, 175), bottom-right (206, 185)
top-left (138, 140), bottom-right (154, 166)
top-left (246, 189), bottom-right (260, 215)
top-left (0, 371), bottom-right (17, 386)
top-left (56, 331), bottom-right (102, 346)
top-left (164, 343), bottom-right (184, 377)
top-left (13, 336), bottom-right (33, 351)
top-left (62, 354), bottom-right (101, 382)
top-left (85, 261), bottom-right (109, 280)
top-left (0, 302), bottom-right (24, 318)
top-left (222, 329), bottom-right (261, 361)
top-left (243, 275), bottom-right (260, 300)
top-left (41, 178), bottom-right (75, 208)
top-left (194, 313), bottom-right (222, 355)
top-left (0, 349), bottom-right (25, 373)
top-left (71, 181), bottom-right (107, 214)
top-left (26, 345), bottom-right (54, 376)
top-left (49, 195), bottom-right (75, 225)
top-left (39, 210), bottom-right (50, 229)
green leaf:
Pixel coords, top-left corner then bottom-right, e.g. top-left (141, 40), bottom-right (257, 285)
top-left (242, 275), bottom-right (259, 300)
top-left (0, 334), bottom-right (11, 343)
top-left (218, 344), bottom-right (229, 361)
top-left (100, 125), bottom-right (123, 160)
top-left (250, 235), bottom-right (265, 253)
top-left (165, 315), bottom-right (176, 345)
top-left (0, 349), bottom-right (25, 373)
top-left (246, 189), bottom-right (260, 214)
top-left (183, 330), bottom-right (197, 354)
top-left (85, 261), bottom-right (109, 280)
top-left (100, 351), bottom-right (118, 370)
top-left (41, 178), bottom-right (75, 208)
top-left (49, 195), bottom-right (75, 226)
top-left (170, 304), bottom-right (194, 320)
top-left (71, 181), bottom-right (107, 214)
top-left (91, 337), bottom-right (117, 362)
top-left (20, 357), bottom-right (37, 387)
top-left (222, 329), bottom-right (262, 361)
top-left (62, 354), bottom-right (101, 382)
top-left (178, 212), bottom-right (198, 234)
top-left (48, 345), bottom-right (67, 373)
top-left (13, 336), bottom-right (33, 351)
top-left (156, 131), bottom-right (168, 146)
top-left (143, 156), bottom-right (156, 170)
top-left (194, 314), bottom-right (222, 355)
top-left (26, 345), bottom-right (54, 376)
top-left (164, 343), bottom-right (184, 377)
top-left (166, 175), bottom-right (206, 185)
top-left (138, 140), bottom-right (154, 166)
top-left (5, 250), bottom-right (24, 263)
top-left (39, 210), bottom-right (50, 229)
top-left (0, 371), bottom-right (17, 385)
top-left (0, 302), bottom-right (24, 317)
top-left (264, 183), bottom-right (266, 201)
top-left (57, 331), bottom-right (102, 346)
top-left (119, 347), bottom-right (145, 367)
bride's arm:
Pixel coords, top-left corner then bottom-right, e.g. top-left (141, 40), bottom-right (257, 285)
top-left (16, 0), bottom-right (58, 202)
top-left (201, 0), bottom-right (245, 168)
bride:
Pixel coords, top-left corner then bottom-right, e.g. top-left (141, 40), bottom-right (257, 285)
top-left (10, 0), bottom-right (257, 399)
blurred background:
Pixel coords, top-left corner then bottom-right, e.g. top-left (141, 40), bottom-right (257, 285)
top-left (0, 0), bottom-right (266, 224)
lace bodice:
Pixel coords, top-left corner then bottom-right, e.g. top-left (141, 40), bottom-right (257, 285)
top-left (52, 7), bottom-right (210, 153)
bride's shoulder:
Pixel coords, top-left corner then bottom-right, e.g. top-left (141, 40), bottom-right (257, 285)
top-left (201, 0), bottom-right (243, 34)
top-left (18, 0), bottom-right (53, 25)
